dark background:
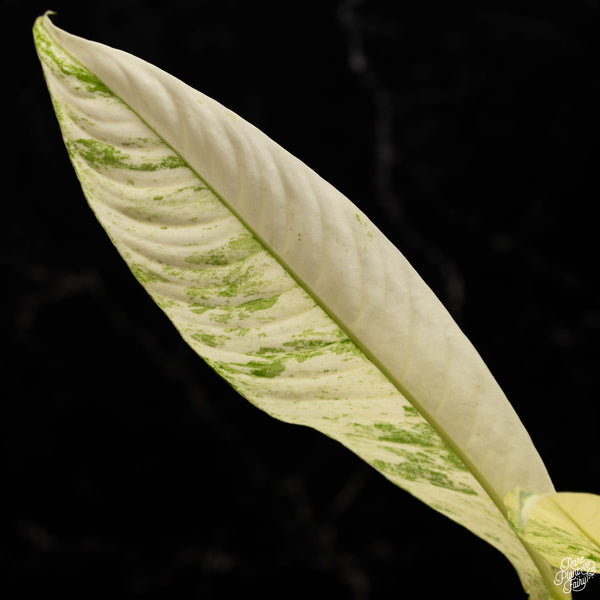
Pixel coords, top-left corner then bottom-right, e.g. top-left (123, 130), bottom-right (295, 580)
top-left (5, 0), bottom-right (600, 598)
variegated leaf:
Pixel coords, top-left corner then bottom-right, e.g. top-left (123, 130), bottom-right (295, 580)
top-left (34, 13), bottom-right (566, 599)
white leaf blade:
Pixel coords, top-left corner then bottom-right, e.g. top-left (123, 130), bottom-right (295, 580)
top-left (43, 16), bottom-right (553, 506)
top-left (43, 12), bottom-right (553, 506)
top-left (34, 14), bottom-right (563, 599)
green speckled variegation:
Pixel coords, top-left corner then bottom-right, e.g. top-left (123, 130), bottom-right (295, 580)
top-left (35, 13), bottom-right (589, 599)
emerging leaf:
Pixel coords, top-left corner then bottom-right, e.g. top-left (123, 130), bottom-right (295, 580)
top-left (34, 13), bottom-right (572, 599)
top-left (506, 489), bottom-right (600, 572)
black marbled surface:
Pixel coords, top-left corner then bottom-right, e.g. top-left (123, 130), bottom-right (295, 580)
top-left (6, 1), bottom-right (600, 598)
